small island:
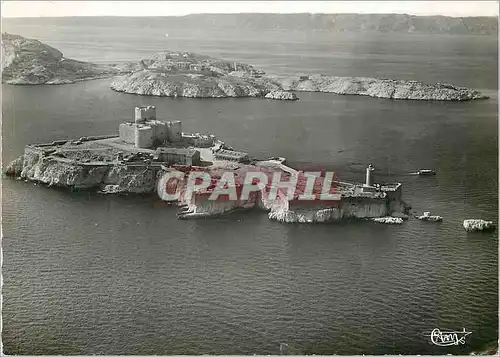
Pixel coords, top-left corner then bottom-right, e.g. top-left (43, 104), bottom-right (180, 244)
top-left (2, 33), bottom-right (488, 101)
top-left (5, 105), bottom-right (411, 223)
top-left (1, 33), bottom-right (139, 84)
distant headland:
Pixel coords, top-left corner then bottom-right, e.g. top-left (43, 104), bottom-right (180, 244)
top-left (3, 13), bottom-right (498, 35)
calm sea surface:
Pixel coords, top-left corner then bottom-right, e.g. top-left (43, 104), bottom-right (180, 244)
top-left (2, 19), bottom-right (498, 355)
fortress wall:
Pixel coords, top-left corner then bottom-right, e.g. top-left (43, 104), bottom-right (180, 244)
top-left (150, 121), bottom-right (168, 144)
top-left (341, 197), bottom-right (389, 218)
top-left (167, 121), bottom-right (182, 142)
top-left (119, 123), bottom-right (136, 144)
top-left (78, 135), bottom-right (119, 142)
top-left (134, 126), bottom-right (154, 148)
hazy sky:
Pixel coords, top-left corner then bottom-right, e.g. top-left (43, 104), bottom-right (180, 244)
top-left (1, 1), bottom-right (498, 18)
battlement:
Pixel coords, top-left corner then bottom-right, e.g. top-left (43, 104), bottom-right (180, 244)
top-left (135, 106), bottom-right (157, 123)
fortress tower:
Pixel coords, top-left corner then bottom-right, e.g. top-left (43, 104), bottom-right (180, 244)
top-left (135, 105), bottom-right (156, 123)
top-left (119, 106), bottom-right (183, 148)
top-left (167, 121), bottom-right (182, 142)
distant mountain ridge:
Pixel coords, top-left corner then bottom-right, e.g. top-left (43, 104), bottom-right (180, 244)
top-left (4, 13), bottom-right (498, 35)
top-left (179, 13), bottom-right (498, 35)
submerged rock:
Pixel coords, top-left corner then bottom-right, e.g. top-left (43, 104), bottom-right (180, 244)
top-left (463, 219), bottom-right (496, 232)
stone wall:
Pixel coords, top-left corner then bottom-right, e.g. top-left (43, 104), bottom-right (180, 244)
top-left (134, 126), bottom-right (154, 148)
top-left (150, 121), bottom-right (169, 144)
top-left (167, 121), bottom-right (182, 142)
top-left (119, 123), bottom-right (136, 144)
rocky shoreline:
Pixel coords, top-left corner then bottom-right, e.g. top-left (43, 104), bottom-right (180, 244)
top-left (2, 33), bottom-right (489, 101)
top-left (5, 142), bottom-right (158, 193)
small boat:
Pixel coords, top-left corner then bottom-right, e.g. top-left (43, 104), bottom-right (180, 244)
top-left (417, 169), bottom-right (436, 176)
top-left (415, 212), bottom-right (443, 222)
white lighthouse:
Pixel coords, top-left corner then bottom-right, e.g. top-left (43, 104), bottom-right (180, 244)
top-left (365, 164), bottom-right (375, 187)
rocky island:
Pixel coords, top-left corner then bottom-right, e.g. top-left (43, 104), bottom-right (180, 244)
top-left (271, 75), bottom-right (488, 101)
top-left (2, 33), bottom-right (488, 101)
top-left (1, 33), bottom-right (137, 84)
top-left (5, 105), bottom-right (411, 224)
top-left (109, 51), bottom-right (285, 99)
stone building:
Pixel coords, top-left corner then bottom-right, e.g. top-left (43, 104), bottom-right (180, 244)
top-left (213, 149), bottom-right (249, 163)
top-left (154, 147), bottom-right (201, 166)
top-left (119, 106), bottom-right (183, 149)
top-left (182, 133), bottom-right (216, 147)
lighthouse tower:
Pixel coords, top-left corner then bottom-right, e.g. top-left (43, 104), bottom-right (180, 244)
top-left (364, 164), bottom-right (375, 187)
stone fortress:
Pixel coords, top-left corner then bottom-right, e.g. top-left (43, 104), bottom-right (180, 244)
top-left (119, 106), bottom-right (190, 149)
top-left (8, 106), bottom-right (252, 187)
top-left (116, 105), bottom-right (250, 165)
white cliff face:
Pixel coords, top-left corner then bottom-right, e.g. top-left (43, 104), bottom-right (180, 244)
top-left (104, 165), bottom-right (157, 193)
top-left (11, 150), bottom-right (157, 193)
top-left (188, 199), bottom-right (255, 215)
top-left (268, 206), bottom-right (343, 223)
top-left (21, 159), bottom-right (108, 188)
top-left (268, 199), bottom-right (389, 223)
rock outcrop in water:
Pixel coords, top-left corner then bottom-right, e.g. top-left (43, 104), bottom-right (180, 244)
top-left (1, 33), bottom-right (135, 84)
top-left (272, 75), bottom-right (489, 101)
top-left (265, 90), bottom-right (298, 101)
top-left (463, 219), bottom-right (496, 232)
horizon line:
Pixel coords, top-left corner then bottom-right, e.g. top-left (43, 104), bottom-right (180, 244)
top-left (3, 12), bottom-right (499, 19)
